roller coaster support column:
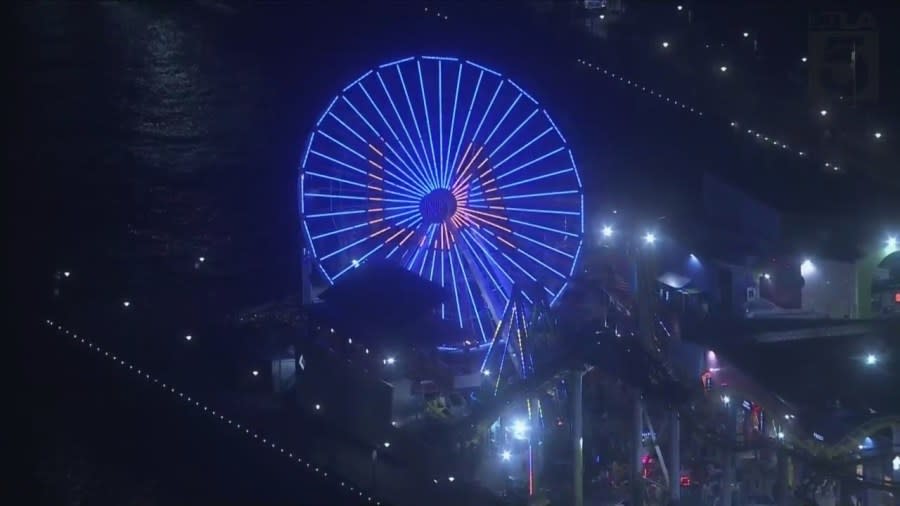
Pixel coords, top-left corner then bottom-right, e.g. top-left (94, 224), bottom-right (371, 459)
top-left (631, 391), bottom-right (644, 506)
top-left (721, 400), bottom-right (736, 506)
top-left (669, 410), bottom-right (681, 504)
top-left (571, 368), bottom-right (584, 506)
top-left (775, 448), bottom-right (788, 505)
top-left (894, 423), bottom-right (900, 484)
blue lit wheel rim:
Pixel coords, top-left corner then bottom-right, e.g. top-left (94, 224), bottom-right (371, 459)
top-left (300, 56), bottom-right (584, 343)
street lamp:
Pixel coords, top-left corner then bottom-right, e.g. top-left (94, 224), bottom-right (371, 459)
top-left (185, 334), bottom-right (192, 341)
top-left (800, 259), bottom-right (816, 277)
top-left (865, 354), bottom-right (878, 366)
top-left (662, 41), bottom-right (670, 48)
top-left (721, 395), bottom-right (731, 405)
top-left (501, 450), bottom-right (512, 462)
top-left (602, 225), bottom-right (614, 238)
top-left (643, 232), bottom-right (657, 245)
top-left (719, 65), bottom-right (728, 73)
top-left (384, 356), bottom-right (396, 365)
top-left (819, 109), bottom-right (828, 117)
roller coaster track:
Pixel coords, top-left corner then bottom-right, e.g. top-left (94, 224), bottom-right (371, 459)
top-left (680, 409), bottom-right (899, 493)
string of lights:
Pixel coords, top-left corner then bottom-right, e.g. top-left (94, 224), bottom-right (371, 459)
top-left (574, 57), bottom-right (849, 174)
top-left (417, 4), bottom-right (856, 177)
top-left (44, 318), bottom-right (383, 506)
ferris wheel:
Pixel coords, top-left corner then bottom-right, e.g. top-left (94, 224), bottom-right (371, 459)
top-left (300, 56), bottom-right (584, 343)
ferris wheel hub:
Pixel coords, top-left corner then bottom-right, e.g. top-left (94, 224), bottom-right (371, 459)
top-left (420, 188), bottom-right (458, 224)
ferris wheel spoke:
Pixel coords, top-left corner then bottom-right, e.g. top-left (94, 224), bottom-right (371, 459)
top-left (492, 125), bottom-right (553, 170)
top-left (512, 231), bottom-right (575, 259)
top-left (496, 146), bottom-right (566, 182)
top-left (326, 111), bottom-right (367, 144)
top-left (482, 93), bottom-right (522, 149)
top-left (457, 230), bottom-right (508, 307)
top-left (469, 80), bottom-right (505, 146)
top-left (499, 206), bottom-right (580, 217)
top-left (486, 189), bottom-right (579, 202)
top-left (311, 221), bottom-right (370, 241)
top-left (320, 226), bottom-right (387, 261)
top-left (447, 71), bottom-right (483, 188)
top-left (499, 167), bottom-right (574, 190)
top-left (516, 248), bottom-right (567, 280)
top-left (317, 129), bottom-right (369, 162)
top-left (376, 73), bottom-right (435, 189)
top-left (309, 150), bottom-right (371, 178)
top-left (333, 241), bottom-right (388, 280)
top-left (339, 95), bottom-right (429, 191)
top-left (487, 109), bottom-right (539, 161)
top-left (396, 66), bottom-right (439, 189)
top-left (443, 62), bottom-right (463, 187)
top-left (305, 170), bottom-right (369, 189)
top-left (500, 252), bottom-right (537, 282)
top-left (358, 82), bottom-right (429, 188)
top-left (452, 245), bottom-right (488, 340)
top-left (458, 208), bottom-right (512, 233)
top-left (381, 155), bottom-right (432, 196)
top-left (416, 61), bottom-right (440, 185)
top-left (378, 169), bottom-right (427, 198)
top-left (447, 244), bottom-right (464, 328)
top-left (463, 228), bottom-right (515, 285)
top-left (508, 218), bottom-right (578, 238)
top-left (306, 208), bottom-right (369, 219)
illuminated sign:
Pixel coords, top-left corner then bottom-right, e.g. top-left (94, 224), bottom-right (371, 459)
top-left (894, 292), bottom-right (900, 303)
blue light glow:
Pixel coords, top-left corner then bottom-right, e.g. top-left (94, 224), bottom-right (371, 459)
top-left (301, 56), bottom-right (583, 339)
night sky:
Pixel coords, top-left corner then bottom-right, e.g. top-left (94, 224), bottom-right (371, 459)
top-left (11, 1), bottom-right (899, 504)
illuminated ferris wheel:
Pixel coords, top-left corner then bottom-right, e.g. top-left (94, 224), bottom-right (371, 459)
top-left (300, 56), bottom-right (584, 343)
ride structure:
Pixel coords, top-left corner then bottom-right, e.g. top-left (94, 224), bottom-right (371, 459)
top-left (299, 55), bottom-right (584, 346)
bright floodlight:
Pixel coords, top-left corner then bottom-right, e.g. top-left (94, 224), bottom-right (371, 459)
top-left (719, 65), bottom-right (728, 72)
top-left (385, 356), bottom-right (396, 365)
top-left (662, 41), bottom-right (670, 48)
top-left (886, 236), bottom-right (897, 253)
top-left (742, 32), bottom-right (749, 38)
top-left (351, 259), bottom-right (360, 268)
top-left (198, 256), bottom-right (205, 263)
top-left (383, 441), bottom-right (391, 448)
top-left (448, 476), bottom-right (455, 482)
top-left (643, 232), bottom-right (657, 245)
top-left (721, 395), bottom-right (731, 405)
top-left (511, 419), bottom-right (530, 440)
top-left (122, 300), bottom-right (131, 308)
top-left (874, 132), bottom-right (882, 139)
top-left (482, 369), bottom-right (491, 376)
top-left (501, 450), bottom-right (512, 461)
top-left (185, 334), bottom-right (192, 341)
top-left (801, 56), bottom-right (807, 63)
top-left (252, 369), bottom-right (259, 376)
top-left (800, 259), bottom-right (816, 277)
top-left (893, 455), bottom-right (900, 471)
top-left (677, 4), bottom-right (683, 10)
top-left (763, 273), bottom-right (771, 280)
top-left (819, 109), bottom-right (828, 116)
top-left (865, 354), bottom-right (878, 366)
top-left (602, 225), bottom-right (614, 238)
top-left (63, 271), bottom-right (71, 277)
top-left (778, 431), bottom-right (785, 440)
